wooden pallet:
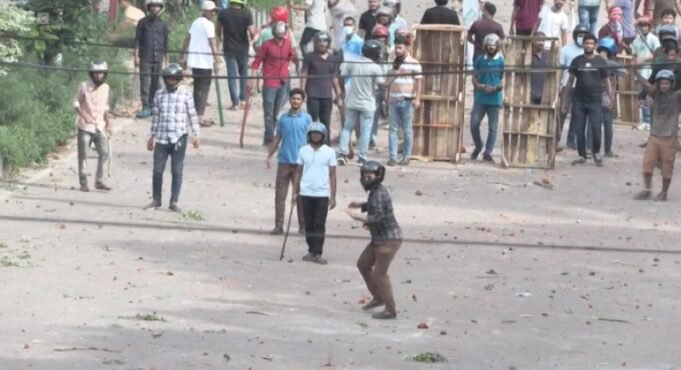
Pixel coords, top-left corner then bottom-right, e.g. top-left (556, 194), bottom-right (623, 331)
top-left (614, 54), bottom-right (640, 126)
top-left (411, 24), bottom-right (467, 162)
top-left (501, 36), bottom-right (560, 169)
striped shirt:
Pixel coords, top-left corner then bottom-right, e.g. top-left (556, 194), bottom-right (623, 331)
top-left (150, 86), bottom-right (200, 145)
top-left (388, 55), bottom-right (422, 102)
top-left (361, 184), bottom-right (402, 244)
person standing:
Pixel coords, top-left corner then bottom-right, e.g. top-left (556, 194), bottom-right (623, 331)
top-left (266, 88), bottom-right (312, 235)
top-left (649, 0), bottom-right (681, 28)
top-left (359, 0), bottom-right (381, 40)
top-left (146, 63), bottom-right (200, 212)
top-left (421, 0), bottom-right (461, 25)
top-left (134, 0), bottom-right (169, 119)
top-left (534, 0), bottom-right (569, 47)
top-left (346, 161), bottom-right (403, 320)
top-left (556, 24), bottom-right (588, 150)
top-left (598, 7), bottom-right (625, 53)
top-left (289, 0), bottom-right (336, 56)
top-left (330, 0), bottom-right (358, 53)
top-left (181, 1), bottom-right (221, 126)
top-left (530, 33), bottom-right (549, 105)
top-left (632, 16), bottom-right (660, 130)
top-left (578, 0), bottom-right (601, 36)
top-left (385, 34), bottom-right (422, 167)
top-left (510, 0), bottom-right (543, 36)
top-left (467, 2), bottom-right (505, 63)
top-left (293, 123), bottom-right (337, 265)
top-left (301, 32), bottom-right (344, 143)
top-left (596, 36), bottom-right (623, 157)
top-left (338, 40), bottom-right (385, 165)
top-left (561, 33), bottom-right (613, 167)
top-left (217, 0), bottom-right (256, 110)
top-left (251, 21), bottom-right (298, 146)
top-left (74, 60), bottom-right (112, 192)
top-left (613, 0), bottom-right (636, 45)
top-left (341, 16), bottom-right (365, 59)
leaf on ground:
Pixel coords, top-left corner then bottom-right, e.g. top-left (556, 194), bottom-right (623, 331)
top-left (406, 352), bottom-right (447, 363)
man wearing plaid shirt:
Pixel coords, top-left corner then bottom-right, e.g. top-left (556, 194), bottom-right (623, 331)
top-left (145, 63), bottom-right (200, 212)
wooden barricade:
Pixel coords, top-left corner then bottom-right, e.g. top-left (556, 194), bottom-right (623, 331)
top-left (501, 36), bottom-right (561, 169)
top-left (411, 25), bottom-right (467, 162)
top-left (614, 54), bottom-right (640, 126)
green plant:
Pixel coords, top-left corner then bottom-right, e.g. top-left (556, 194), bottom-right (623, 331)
top-left (181, 210), bottom-right (206, 222)
top-left (406, 352), bottom-right (448, 363)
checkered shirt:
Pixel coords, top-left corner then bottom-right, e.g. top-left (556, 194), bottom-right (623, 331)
top-left (150, 86), bottom-right (200, 144)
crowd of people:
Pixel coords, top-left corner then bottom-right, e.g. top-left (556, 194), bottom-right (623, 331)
top-left (72, 0), bottom-right (681, 320)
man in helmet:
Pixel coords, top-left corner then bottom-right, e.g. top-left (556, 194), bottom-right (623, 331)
top-left (634, 68), bottom-right (681, 201)
top-left (383, 0), bottom-right (407, 29)
top-left (556, 24), bottom-right (589, 151)
top-left (653, 24), bottom-right (679, 58)
top-left (597, 36), bottom-right (625, 157)
top-left (251, 21), bottom-right (298, 145)
top-left (338, 40), bottom-right (386, 165)
top-left (301, 31), bottom-right (343, 143)
top-left (385, 34), bottom-right (422, 167)
top-left (217, 0), bottom-right (257, 110)
top-left (467, 2), bottom-right (505, 63)
top-left (180, 1), bottom-right (221, 126)
top-left (470, 33), bottom-right (505, 163)
top-left (346, 161), bottom-right (403, 320)
top-left (289, 0), bottom-right (339, 56)
top-left (648, 38), bottom-right (681, 90)
top-left (359, 0), bottom-right (381, 40)
top-left (421, 0), bottom-right (461, 25)
top-left (146, 63), bottom-right (200, 212)
top-left (74, 60), bottom-right (113, 192)
top-left (292, 122), bottom-right (337, 265)
top-left (253, 6), bottom-right (297, 50)
top-left (561, 33), bottom-right (613, 167)
top-left (632, 16), bottom-right (660, 130)
top-left (266, 88), bottom-right (312, 235)
top-left (134, 0), bottom-right (169, 119)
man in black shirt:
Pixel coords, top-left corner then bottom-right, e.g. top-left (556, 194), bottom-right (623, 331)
top-left (134, 0), bottom-right (169, 119)
top-left (561, 34), bottom-right (613, 166)
top-left (530, 33), bottom-right (548, 105)
top-left (421, 0), bottom-right (460, 25)
top-left (217, 0), bottom-right (256, 110)
top-left (359, 0), bottom-right (381, 40)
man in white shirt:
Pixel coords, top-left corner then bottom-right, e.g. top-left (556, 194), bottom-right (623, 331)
top-left (181, 1), bottom-right (221, 126)
top-left (534, 0), bottom-right (569, 47)
top-left (290, 0), bottom-right (338, 56)
top-left (632, 15), bottom-right (660, 130)
top-left (556, 24), bottom-right (587, 150)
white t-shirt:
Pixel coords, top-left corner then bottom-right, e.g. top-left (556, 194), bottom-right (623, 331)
top-left (537, 5), bottom-right (568, 48)
top-left (305, 0), bottom-right (328, 31)
top-left (632, 33), bottom-right (661, 79)
top-left (187, 17), bottom-right (216, 70)
top-left (297, 144), bottom-right (336, 197)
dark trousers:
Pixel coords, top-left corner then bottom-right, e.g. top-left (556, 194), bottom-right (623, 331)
top-left (140, 60), bottom-right (162, 109)
top-left (516, 29), bottom-right (533, 36)
top-left (602, 107), bottom-right (614, 154)
top-left (556, 89), bottom-right (577, 147)
top-left (307, 97), bottom-right (333, 143)
top-left (275, 164), bottom-right (304, 229)
top-left (357, 240), bottom-right (402, 314)
top-left (192, 68), bottom-right (213, 116)
top-left (571, 100), bottom-right (602, 158)
top-left (301, 196), bottom-right (329, 256)
top-left (152, 135), bottom-right (187, 204)
top-left (300, 27), bottom-right (321, 56)
top-left (225, 52), bottom-right (249, 107)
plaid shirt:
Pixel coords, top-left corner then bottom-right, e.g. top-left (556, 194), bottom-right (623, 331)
top-left (361, 184), bottom-right (402, 244)
top-left (151, 86), bottom-right (200, 144)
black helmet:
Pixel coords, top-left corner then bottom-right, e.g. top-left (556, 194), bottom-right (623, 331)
top-left (313, 31), bottom-right (332, 52)
top-left (89, 59), bottom-right (108, 86)
top-left (162, 63), bottom-right (183, 92)
top-left (359, 160), bottom-right (385, 191)
top-left (362, 40), bottom-right (382, 61)
top-left (572, 24), bottom-right (589, 40)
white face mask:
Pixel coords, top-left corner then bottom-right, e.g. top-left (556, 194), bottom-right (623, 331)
top-left (576, 36), bottom-right (584, 47)
top-left (343, 26), bottom-right (354, 36)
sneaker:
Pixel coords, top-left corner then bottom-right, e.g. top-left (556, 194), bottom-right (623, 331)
top-left (143, 200), bottom-right (161, 209)
top-left (399, 158), bottom-right (410, 166)
top-left (169, 203), bottom-right (182, 213)
top-left (387, 159), bottom-right (397, 167)
top-left (310, 255), bottom-right (328, 265)
top-left (593, 153), bottom-right (603, 167)
top-left (482, 154), bottom-right (495, 163)
top-left (95, 182), bottom-right (112, 191)
top-left (654, 191), bottom-right (668, 202)
top-left (572, 157), bottom-right (587, 166)
top-left (634, 190), bottom-right (652, 200)
top-left (604, 152), bottom-right (617, 158)
top-left (229, 105), bottom-right (238, 111)
top-left (79, 184), bottom-right (90, 192)
top-left (361, 299), bottom-right (384, 311)
top-left (270, 226), bottom-right (284, 235)
top-left (372, 311), bottom-right (397, 320)
top-left (471, 147), bottom-right (482, 160)
top-left (302, 252), bottom-right (315, 262)
top-left (636, 122), bottom-right (646, 131)
top-left (337, 154), bottom-right (347, 166)
top-left (358, 158), bottom-right (368, 166)
top-left (136, 109), bottom-right (151, 119)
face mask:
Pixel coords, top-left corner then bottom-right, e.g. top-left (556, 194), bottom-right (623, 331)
top-left (343, 26), bottom-right (354, 36)
top-left (576, 36), bottom-right (584, 47)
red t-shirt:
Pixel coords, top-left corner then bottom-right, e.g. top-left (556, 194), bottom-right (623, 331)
top-left (513, 0), bottom-right (544, 32)
top-left (251, 37), bottom-right (294, 88)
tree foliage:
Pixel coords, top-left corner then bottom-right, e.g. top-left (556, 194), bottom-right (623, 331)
top-left (0, 5), bottom-right (34, 75)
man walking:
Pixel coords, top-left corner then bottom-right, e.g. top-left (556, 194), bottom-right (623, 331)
top-left (146, 63), bottom-right (200, 212)
top-left (467, 2), bottom-right (505, 62)
top-left (266, 88), bottom-right (312, 235)
top-left (556, 24), bottom-right (588, 150)
top-left (251, 21), bottom-right (298, 146)
top-left (217, 0), bottom-right (256, 110)
top-left (74, 60), bottom-right (112, 192)
top-left (420, 0), bottom-right (461, 25)
top-left (181, 1), bottom-right (221, 126)
top-left (134, 0), bottom-right (169, 119)
top-left (293, 123), bottom-right (337, 265)
top-left (562, 34), bottom-right (613, 167)
top-left (301, 32), bottom-right (343, 143)
top-left (385, 34), bottom-right (422, 167)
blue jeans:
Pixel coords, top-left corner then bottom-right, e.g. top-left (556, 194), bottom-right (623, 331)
top-left (152, 135), bottom-right (187, 204)
top-left (388, 100), bottom-right (414, 160)
top-left (340, 108), bottom-right (374, 160)
top-left (262, 85), bottom-right (289, 144)
top-left (371, 90), bottom-right (385, 143)
top-left (470, 102), bottom-right (500, 155)
top-left (225, 53), bottom-right (248, 107)
top-left (571, 99), bottom-right (602, 158)
top-left (578, 5), bottom-right (600, 36)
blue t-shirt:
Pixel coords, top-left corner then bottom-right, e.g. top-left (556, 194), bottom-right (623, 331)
top-left (473, 54), bottom-right (505, 107)
top-left (276, 111), bottom-right (312, 165)
top-left (342, 34), bottom-right (364, 59)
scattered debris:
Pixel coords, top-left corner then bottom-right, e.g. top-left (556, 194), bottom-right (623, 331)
top-left (515, 292), bottom-right (532, 298)
top-left (486, 269), bottom-right (498, 275)
top-left (223, 353), bottom-right (231, 362)
top-left (401, 279), bottom-right (412, 284)
top-left (439, 330), bottom-right (447, 335)
top-left (406, 352), bottom-right (447, 363)
top-left (246, 311), bottom-right (274, 316)
top-left (181, 210), bottom-right (206, 222)
top-left (412, 294), bottom-right (418, 302)
top-left (484, 283), bottom-right (494, 291)
top-left (417, 322), bottom-right (429, 329)
top-left (54, 347), bottom-right (122, 353)
top-left (118, 313), bottom-right (167, 322)
top-left (533, 181), bottom-right (553, 190)
top-left (415, 190), bottom-right (423, 196)
top-left (594, 317), bottom-right (632, 324)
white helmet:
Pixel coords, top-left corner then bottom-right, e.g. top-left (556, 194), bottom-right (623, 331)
top-left (146, 0), bottom-right (164, 9)
top-left (483, 33), bottom-right (500, 47)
